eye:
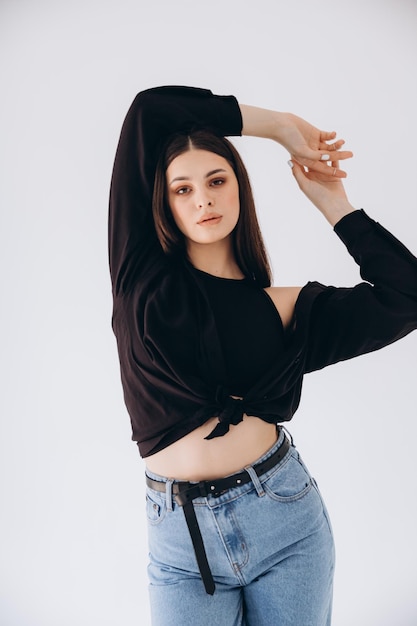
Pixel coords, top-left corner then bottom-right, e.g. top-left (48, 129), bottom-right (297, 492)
top-left (210, 178), bottom-right (225, 187)
top-left (175, 186), bottom-right (191, 195)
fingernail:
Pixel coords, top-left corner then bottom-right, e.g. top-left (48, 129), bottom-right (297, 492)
top-left (320, 154), bottom-right (330, 161)
top-left (287, 160), bottom-right (294, 168)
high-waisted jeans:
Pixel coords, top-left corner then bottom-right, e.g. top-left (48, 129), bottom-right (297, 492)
top-left (145, 429), bottom-right (335, 625)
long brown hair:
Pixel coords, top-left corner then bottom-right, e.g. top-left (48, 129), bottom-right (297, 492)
top-left (152, 130), bottom-right (272, 287)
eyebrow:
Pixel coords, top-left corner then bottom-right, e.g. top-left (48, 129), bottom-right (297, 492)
top-left (169, 168), bottom-right (227, 185)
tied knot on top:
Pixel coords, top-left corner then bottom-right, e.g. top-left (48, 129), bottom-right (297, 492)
top-left (205, 389), bottom-right (246, 440)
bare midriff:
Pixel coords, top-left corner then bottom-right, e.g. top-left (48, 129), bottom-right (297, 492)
top-left (145, 415), bottom-right (279, 481)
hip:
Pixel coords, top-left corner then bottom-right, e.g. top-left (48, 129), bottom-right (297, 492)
top-left (145, 429), bottom-right (335, 592)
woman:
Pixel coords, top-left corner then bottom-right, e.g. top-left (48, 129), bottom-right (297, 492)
top-left (109, 86), bottom-right (417, 625)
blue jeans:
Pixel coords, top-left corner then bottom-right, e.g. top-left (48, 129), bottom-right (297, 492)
top-left (146, 429), bottom-right (335, 625)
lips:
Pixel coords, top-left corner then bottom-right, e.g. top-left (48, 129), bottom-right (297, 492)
top-left (197, 212), bottom-right (222, 225)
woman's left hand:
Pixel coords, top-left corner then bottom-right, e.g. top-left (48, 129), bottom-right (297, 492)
top-left (289, 158), bottom-right (356, 226)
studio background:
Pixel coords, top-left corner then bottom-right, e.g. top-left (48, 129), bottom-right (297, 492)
top-left (1, 1), bottom-right (416, 624)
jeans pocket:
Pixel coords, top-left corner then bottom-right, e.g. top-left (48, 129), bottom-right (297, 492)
top-left (146, 489), bottom-right (167, 525)
top-left (263, 449), bottom-right (313, 502)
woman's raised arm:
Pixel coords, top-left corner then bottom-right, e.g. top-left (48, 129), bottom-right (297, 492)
top-left (109, 87), bottom-right (353, 296)
top-left (109, 87), bottom-right (242, 296)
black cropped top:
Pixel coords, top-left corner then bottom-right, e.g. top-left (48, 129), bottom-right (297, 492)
top-left (191, 267), bottom-right (284, 398)
top-left (109, 86), bottom-right (417, 457)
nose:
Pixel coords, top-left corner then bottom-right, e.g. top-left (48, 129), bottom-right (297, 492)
top-left (197, 198), bottom-right (213, 209)
top-left (195, 185), bottom-right (214, 209)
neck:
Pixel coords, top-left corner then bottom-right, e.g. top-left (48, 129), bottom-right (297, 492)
top-left (186, 238), bottom-right (244, 279)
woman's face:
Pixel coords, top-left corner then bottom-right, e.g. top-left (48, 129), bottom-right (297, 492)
top-left (166, 149), bottom-right (240, 249)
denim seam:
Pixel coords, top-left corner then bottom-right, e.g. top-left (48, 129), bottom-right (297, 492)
top-left (210, 506), bottom-right (249, 584)
top-left (312, 479), bottom-right (335, 538)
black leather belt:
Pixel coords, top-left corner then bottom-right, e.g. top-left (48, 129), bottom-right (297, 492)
top-left (145, 433), bottom-right (291, 595)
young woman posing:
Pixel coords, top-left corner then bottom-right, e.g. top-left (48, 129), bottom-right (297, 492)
top-left (109, 86), bottom-right (417, 625)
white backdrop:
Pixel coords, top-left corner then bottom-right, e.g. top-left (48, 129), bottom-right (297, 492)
top-left (1, 1), bottom-right (416, 624)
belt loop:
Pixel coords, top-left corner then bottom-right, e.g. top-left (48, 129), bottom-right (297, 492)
top-left (165, 479), bottom-right (174, 512)
top-left (281, 425), bottom-right (294, 447)
top-left (245, 465), bottom-right (265, 497)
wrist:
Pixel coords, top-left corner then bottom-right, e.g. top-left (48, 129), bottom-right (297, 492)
top-left (320, 201), bottom-right (356, 227)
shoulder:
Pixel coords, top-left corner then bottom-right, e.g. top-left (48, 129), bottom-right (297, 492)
top-left (264, 286), bottom-right (303, 330)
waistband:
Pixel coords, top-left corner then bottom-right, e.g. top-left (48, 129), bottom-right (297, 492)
top-left (145, 427), bottom-right (291, 595)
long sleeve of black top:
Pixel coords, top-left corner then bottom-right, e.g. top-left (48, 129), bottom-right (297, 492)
top-left (109, 86), bottom-right (242, 296)
top-left (304, 210), bottom-right (417, 373)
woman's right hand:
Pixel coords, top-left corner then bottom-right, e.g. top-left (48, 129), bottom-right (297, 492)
top-left (274, 112), bottom-right (353, 177)
top-left (240, 105), bottom-right (353, 176)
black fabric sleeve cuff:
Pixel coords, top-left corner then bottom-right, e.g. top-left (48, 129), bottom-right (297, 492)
top-left (333, 209), bottom-right (375, 247)
top-left (215, 94), bottom-right (243, 137)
